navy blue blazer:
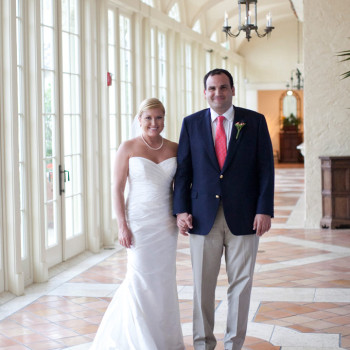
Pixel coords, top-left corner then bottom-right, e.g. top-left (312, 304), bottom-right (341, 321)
top-left (173, 106), bottom-right (274, 236)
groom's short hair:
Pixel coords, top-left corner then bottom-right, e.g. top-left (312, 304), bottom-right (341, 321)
top-left (203, 69), bottom-right (234, 89)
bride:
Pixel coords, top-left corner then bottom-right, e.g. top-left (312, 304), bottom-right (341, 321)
top-left (90, 98), bottom-right (185, 350)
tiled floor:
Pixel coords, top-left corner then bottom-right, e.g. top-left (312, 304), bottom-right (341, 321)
top-left (1, 164), bottom-right (350, 350)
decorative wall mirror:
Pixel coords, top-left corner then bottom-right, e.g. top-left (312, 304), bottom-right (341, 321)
top-left (279, 90), bottom-right (302, 131)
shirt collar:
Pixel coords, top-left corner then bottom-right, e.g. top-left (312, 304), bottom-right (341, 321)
top-left (210, 105), bottom-right (234, 123)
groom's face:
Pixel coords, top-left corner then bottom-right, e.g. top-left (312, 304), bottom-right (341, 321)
top-left (204, 73), bottom-right (235, 115)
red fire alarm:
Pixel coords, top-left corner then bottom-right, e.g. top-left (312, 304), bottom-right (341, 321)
top-left (107, 72), bottom-right (112, 86)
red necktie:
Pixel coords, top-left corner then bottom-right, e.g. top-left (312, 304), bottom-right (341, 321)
top-left (215, 116), bottom-right (227, 169)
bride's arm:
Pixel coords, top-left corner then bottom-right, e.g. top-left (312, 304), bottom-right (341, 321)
top-left (112, 142), bottom-right (133, 248)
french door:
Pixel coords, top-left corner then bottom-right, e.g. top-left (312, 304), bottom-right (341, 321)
top-left (0, 1), bottom-right (5, 293)
top-left (0, 158), bottom-right (3, 293)
top-left (41, 0), bottom-right (84, 268)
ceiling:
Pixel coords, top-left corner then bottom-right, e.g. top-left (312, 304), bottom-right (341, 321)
top-left (157, 0), bottom-right (303, 49)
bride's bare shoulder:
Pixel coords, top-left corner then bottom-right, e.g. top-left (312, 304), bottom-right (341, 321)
top-left (118, 137), bottom-right (141, 151)
top-left (115, 137), bottom-right (142, 160)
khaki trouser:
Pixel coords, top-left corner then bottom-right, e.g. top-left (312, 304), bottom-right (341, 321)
top-left (190, 205), bottom-right (259, 350)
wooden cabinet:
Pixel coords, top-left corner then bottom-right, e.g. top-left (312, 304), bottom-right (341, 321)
top-left (279, 131), bottom-right (303, 163)
top-left (320, 156), bottom-right (350, 229)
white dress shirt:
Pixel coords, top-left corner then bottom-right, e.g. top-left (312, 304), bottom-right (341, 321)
top-left (210, 105), bottom-right (235, 149)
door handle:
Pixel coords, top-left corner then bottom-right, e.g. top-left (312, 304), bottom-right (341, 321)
top-left (59, 165), bottom-right (70, 195)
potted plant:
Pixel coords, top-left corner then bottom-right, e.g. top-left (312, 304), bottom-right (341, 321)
top-left (337, 47), bottom-right (350, 80)
top-left (282, 113), bottom-right (301, 132)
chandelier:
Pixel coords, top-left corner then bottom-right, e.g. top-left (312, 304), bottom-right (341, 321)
top-left (222, 0), bottom-right (275, 42)
top-left (286, 22), bottom-right (303, 90)
top-left (286, 68), bottom-right (304, 90)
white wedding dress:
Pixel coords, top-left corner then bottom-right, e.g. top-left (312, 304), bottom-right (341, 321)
top-left (90, 156), bottom-right (184, 350)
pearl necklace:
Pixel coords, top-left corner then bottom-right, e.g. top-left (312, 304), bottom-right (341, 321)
top-left (141, 134), bottom-right (164, 151)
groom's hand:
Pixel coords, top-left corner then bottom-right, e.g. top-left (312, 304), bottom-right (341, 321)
top-left (176, 213), bottom-right (193, 236)
top-left (253, 214), bottom-right (271, 236)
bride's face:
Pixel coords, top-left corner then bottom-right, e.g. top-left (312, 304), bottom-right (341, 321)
top-left (139, 108), bottom-right (165, 137)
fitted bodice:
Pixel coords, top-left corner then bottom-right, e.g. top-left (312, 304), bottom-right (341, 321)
top-left (126, 157), bottom-right (177, 225)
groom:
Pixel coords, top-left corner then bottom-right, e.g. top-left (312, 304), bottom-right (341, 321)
top-left (173, 68), bottom-right (274, 350)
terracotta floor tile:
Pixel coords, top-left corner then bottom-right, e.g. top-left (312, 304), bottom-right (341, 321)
top-left (74, 324), bottom-right (99, 335)
top-left (26, 340), bottom-right (64, 350)
top-left (12, 332), bottom-right (49, 343)
top-left (305, 302), bottom-right (339, 310)
top-left (257, 304), bottom-right (275, 313)
top-left (325, 325), bottom-right (350, 336)
top-left (31, 309), bottom-right (62, 317)
top-left (263, 319), bottom-right (292, 327)
top-left (84, 315), bottom-right (103, 325)
top-left (283, 304), bottom-right (316, 314)
top-left (329, 306), bottom-right (350, 315)
top-left (45, 329), bottom-right (79, 340)
top-left (289, 324), bottom-right (315, 333)
top-left (262, 309), bottom-right (295, 319)
top-left (81, 300), bottom-right (109, 311)
top-left (279, 315), bottom-right (315, 325)
top-left (1, 167), bottom-right (350, 349)
top-left (4, 327), bottom-right (34, 337)
top-left (45, 313), bottom-right (77, 322)
top-left (254, 314), bottom-right (271, 322)
top-left (326, 315), bottom-right (350, 325)
top-left (29, 323), bottom-right (66, 334)
top-left (0, 334), bottom-right (19, 347)
top-left (303, 319), bottom-right (339, 331)
top-left (0, 320), bottom-right (20, 331)
top-left (58, 335), bottom-right (91, 346)
top-left (303, 310), bottom-right (339, 320)
top-left (56, 319), bottom-right (93, 331)
top-left (341, 335), bottom-right (350, 347)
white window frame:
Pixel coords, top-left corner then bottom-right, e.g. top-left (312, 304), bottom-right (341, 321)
top-left (16, 0), bottom-right (32, 286)
top-left (119, 13), bottom-right (133, 142)
top-left (107, 7), bottom-right (120, 220)
top-left (185, 42), bottom-right (192, 116)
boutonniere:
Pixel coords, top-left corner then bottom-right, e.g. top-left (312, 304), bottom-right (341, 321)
top-left (235, 122), bottom-right (246, 140)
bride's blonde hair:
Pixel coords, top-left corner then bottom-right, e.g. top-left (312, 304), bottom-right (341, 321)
top-left (137, 98), bottom-right (165, 117)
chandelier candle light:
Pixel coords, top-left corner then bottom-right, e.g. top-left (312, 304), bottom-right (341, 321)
top-left (223, 0), bottom-right (275, 41)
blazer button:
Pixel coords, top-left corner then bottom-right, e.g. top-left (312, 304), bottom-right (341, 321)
top-left (215, 195), bottom-right (220, 199)
top-left (220, 175), bottom-right (224, 179)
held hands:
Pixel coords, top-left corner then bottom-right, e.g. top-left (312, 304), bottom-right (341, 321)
top-left (253, 214), bottom-right (271, 236)
top-left (176, 213), bottom-right (193, 236)
top-left (118, 225), bottom-right (133, 248)
top-left (176, 212), bottom-right (271, 236)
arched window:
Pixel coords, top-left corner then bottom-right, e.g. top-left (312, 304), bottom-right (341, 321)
top-left (192, 19), bottom-right (201, 34)
top-left (168, 3), bottom-right (180, 22)
top-left (141, 0), bottom-right (154, 6)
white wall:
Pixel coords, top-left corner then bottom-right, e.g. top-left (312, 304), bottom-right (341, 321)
top-left (304, 0), bottom-right (350, 227)
top-left (238, 18), bottom-right (302, 85)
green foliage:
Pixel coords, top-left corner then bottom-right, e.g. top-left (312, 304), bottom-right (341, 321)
top-left (337, 48), bottom-right (350, 80)
top-left (283, 113), bottom-right (301, 128)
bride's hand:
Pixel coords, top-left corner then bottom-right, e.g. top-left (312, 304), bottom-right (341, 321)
top-left (118, 226), bottom-right (133, 248)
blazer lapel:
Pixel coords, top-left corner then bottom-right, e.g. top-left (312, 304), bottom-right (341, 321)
top-left (222, 106), bottom-right (246, 172)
